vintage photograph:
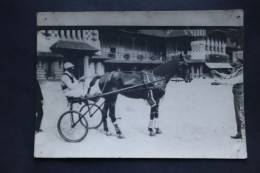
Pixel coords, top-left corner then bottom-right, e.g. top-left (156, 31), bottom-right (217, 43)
top-left (34, 11), bottom-right (246, 158)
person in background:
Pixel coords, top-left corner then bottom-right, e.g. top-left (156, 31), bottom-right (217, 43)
top-left (211, 56), bottom-right (244, 139)
top-left (61, 62), bottom-right (88, 98)
top-left (36, 80), bottom-right (44, 133)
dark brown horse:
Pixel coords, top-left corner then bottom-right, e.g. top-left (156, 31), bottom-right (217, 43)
top-left (88, 59), bottom-right (191, 138)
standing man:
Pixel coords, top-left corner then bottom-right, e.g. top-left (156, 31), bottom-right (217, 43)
top-left (211, 56), bottom-right (244, 139)
top-left (36, 80), bottom-right (44, 133)
top-left (61, 62), bottom-right (88, 98)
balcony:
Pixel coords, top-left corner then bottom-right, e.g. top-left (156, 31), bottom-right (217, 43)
top-left (101, 51), bottom-right (167, 62)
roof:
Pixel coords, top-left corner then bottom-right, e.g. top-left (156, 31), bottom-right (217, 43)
top-left (167, 30), bottom-right (194, 37)
top-left (50, 40), bottom-right (99, 53)
top-left (104, 59), bottom-right (163, 64)
top-left (205, 63), bottom-right (233, 69)
top-left (137, 30), bottom-right (168, 37)
top-left (137, 30), bottom-right (195, 38)
top-left (186, 59), bottom-right (205, 63)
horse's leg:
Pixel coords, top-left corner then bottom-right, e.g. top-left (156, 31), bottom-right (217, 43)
top-left (108, 96), bottom-right (125, 139)
top-left (147, 90), bottom-right (158, 136)
top-left (102, 100), bottom-right (111, 136)
top-left (154, 102), bottom-right (162, 134)
top-left (148, 105), bottom-right (157, 136)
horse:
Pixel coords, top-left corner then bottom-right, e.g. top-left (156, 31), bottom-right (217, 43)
top-left (88, 58), bottom-right (191, 138)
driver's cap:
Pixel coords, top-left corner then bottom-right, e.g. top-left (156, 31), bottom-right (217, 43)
top-left (64, 62), bottom-right (74, 69)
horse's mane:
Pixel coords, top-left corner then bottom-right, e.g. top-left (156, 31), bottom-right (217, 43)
top-left (152, 59), bottom-right (179, 77)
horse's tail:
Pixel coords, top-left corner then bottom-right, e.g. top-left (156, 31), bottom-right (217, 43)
top-left (87, 75), bottom-right (102, 94)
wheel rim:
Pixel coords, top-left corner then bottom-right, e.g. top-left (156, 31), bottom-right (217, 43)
top-left (58, 111), bottom-right (88, 142)
top-left (80, 104), bottom-right (103, 129)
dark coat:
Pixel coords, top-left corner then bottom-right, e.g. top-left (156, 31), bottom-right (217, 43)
top-left (36, 80), bottom-right (43, 111)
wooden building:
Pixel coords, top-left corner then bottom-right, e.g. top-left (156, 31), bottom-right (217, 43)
top-left (37, 29), bottom-right (104, 80)
top-left (37, 28), bottom-right (242, 80)
top-left (99, 29), bottom-right (168, 72)
top-left (99, 29), bottom-right (240, 78)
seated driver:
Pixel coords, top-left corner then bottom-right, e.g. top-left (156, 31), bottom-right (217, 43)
top-left (61, 62), bottom-right (88, 98)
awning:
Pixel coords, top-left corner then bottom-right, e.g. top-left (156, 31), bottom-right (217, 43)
top-left (105, 59), bottom-right (163, 64)
top-left (205, 63), bottom-right (233, 69)
top-left (50, 40), bottom-right (99, 54)
top-left (37, 51), bottom-right (63, 58)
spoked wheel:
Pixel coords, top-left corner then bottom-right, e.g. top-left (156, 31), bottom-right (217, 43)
top-left (57, 110), bottom-right (88, 142)
top-left (79, 103), bottom-right (103, 129)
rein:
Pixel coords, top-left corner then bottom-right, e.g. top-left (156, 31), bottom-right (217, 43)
top-left (71, 79), bottom-right (166, 103)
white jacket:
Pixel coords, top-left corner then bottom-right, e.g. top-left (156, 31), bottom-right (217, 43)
top-left (61, 71), bottom-right (85, 97)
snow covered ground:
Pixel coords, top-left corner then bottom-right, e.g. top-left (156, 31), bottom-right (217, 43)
top-left (34, 78), bottom-right (247, 158)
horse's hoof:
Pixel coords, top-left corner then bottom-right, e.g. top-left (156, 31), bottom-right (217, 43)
top-left (105, 131), bottom-right (112, 136)
top-left (117, 133), bottom-right (125, 139)
top-left (156, 128), bottom-right (162, 134)
top-left (149, 131), bottom-right (156, 136)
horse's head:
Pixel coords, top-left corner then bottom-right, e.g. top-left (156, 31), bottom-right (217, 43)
top-left (177, 60), bottom-right (192, 83)
top-left (153, 58), bottom-right (192, 83)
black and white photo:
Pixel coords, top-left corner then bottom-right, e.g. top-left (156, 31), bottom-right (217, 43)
top-left (34, 10), bottom-right (246, 158)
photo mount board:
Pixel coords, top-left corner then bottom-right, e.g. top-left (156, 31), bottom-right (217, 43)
top-left (35, 10), bottom-right (246, 159)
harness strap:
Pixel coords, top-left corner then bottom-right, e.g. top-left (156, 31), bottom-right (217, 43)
top-left (143, 72), bottom-right (157, 107)
top-left (144, 72), bottom-right (156, 88)
top-left (61, 73), bottom-right (75, 91)
top-left (152, 71), bottom-right (156, 82)
top-left (145, 72), bottom-right (150, 83)
top-left (64, 73), bottom-right (74, 83)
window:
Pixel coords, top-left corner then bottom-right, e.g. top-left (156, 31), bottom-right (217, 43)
top-left (110, 47), bottom-right (116, 53)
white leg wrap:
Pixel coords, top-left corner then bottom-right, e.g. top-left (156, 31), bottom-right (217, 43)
top-left (154, 118), bottom-right (159, 129)
top-left (113, 121), bottom-right (121, 134)
top-left (148, 120), bottom-right (153, 129)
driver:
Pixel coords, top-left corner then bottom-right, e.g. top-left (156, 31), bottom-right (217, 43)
top-left (61, 62), bottom-right (88, 98)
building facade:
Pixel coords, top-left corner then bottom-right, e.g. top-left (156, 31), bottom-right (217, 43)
top-left (37, 28), bottom-right (242, 80)
top-left (99, 29), bottom-right (168, 72)
top-left (37, 29), bottom-right (104, 80)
